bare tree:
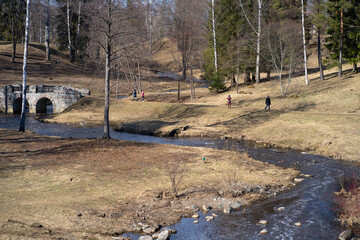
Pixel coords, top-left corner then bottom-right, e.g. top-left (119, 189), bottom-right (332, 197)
top-left (265, 21), bottom-right (303, 97)
top-left (165, 158), bottom-right (188, 198)
top-left (19, 0), bottom-right (31, 132)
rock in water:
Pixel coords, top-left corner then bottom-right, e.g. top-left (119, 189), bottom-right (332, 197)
top-left (260, 229), bottom-right (268, 235)
top-left (295, 222), bottom-right (301, 227)
top-left (139, 236), bottom-right (153, 240)
top-left (259, 220), bottom-right (267, 225)
top-left (205, 216), bottom-right (214, 222)
top-left (193, 220), bottom-right (199, 224)
top-left (338, 230), bottom-right (353, 240)
top-left (192, 214), bottom-right (199, 219)
top-left (277, 207), bottom-right (285, 211)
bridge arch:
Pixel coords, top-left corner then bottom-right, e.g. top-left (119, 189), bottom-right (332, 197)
top-left (36, 97), bottom-right (53, 114)
top-left (13, 97), bottom-right (29, 114)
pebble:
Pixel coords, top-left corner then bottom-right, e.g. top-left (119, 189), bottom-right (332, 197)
top-left (224, 205), bottom-right (232, 214)
top-left (193, 220), bottom-right (199, 224)
top-left (259, 220), bottom-right (267, 225)
top-left (294, 178), bottom-right (305, 183)
top-left (211, 213), bottom-right (218, 217)
top-left (295, 222), bottom-right (301, 226)
top-left (277, 207), bottom-right (285, 211)
top-left (339, 229), bottom-right (353, 240)
top-left (192, 214), bottom-right (199, 219)
top-left (260, 229), bottom-right (268, 235)
top-left (205, 216), bottom-right (214, 221)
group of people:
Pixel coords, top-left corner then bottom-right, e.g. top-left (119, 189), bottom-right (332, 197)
top-left (132, 89), bottom-right (145, 101)
top-left (226, 94), bottom-right (271, 110)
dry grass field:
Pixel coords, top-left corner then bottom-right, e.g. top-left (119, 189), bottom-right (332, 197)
top-left (0, 129), bottom-right (298, 239)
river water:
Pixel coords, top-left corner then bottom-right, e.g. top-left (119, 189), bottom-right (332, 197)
top-left (1, 114), bottom-right (359, 240)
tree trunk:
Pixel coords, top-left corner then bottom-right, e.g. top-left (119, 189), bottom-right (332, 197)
top-left (67, 0), bottom-right (75, 62)
top-left (317, 28), bottom-right (324, 80)
top-left (190, 64), bottom-right (194, 101)
top-left (353, 62), bottom-right (358, 73)
top-left (255, 0), bottom-right (262, 84)
top-left (147, 0), bottom-right (153, 56)
top-left (339, 8), bottom-right (343, 78)
top-left (11, 19), bottom-right (16, 63)
top-left (211, 0), bottom-right (218, 72)
top-left (236, 67), bottom-right (240, 94)
top-left (103, 0), bottom-right (111, 139)
top-left (244, 71), bottom-right (250, 83)
top-left (19, 0), bottom-right (30, 132)
top-left (301, 0), bottom-right (309, 85)
top-left (266, 69), bottom-right (271, 81)
top-left (45, 0), bottom-right (50, 61)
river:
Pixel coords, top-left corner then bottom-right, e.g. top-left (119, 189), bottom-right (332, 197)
top-left (1, 114), bottom-right (359, 240)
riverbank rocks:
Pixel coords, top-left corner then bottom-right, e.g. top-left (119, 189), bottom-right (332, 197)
top-left (260, 229), bottom-right (268, 235)
top-left (202, 204), bottom-right (210, 212)
top-left (295, 222), bottom-right (301, 226)
top-left (192, 214), bottom-right (199, 219)
top-left (229, 202), bottom-right (242, 209)
top-left (339, 230), bottom-right (353, 240)
top-left (139, 236), bottom-right (153, 240)
top-left (224, 205), bottom-right (232, 214)
top-left (143, 226), bottom-right (159, 234)
top-left (259, 220), bottom-right (267, 225)
top-left (157, 230), bottom-right (170, 240)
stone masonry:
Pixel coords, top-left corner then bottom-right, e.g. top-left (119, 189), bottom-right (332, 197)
top-left (0, 84), bottom-right (90, 114)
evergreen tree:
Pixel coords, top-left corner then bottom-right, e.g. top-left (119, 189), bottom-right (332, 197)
top-left (56, 3), bottom-right (90, 59)
top-left (326, 0), bottom-right (355, 77)
top-left (0, 0), bottom-right (26, 63)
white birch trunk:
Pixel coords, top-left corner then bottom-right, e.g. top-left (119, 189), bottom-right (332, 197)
top-left (67, 0), bottom-right (74, 61)
top-left (301, 0), bottom-right (309, 85)
top-left (45, 0), bottom-right (50, 61)
top-left (77, 0), bottom-right (82, 34)
top-left (255, 0), bottom-right (262, 84)
top-left (19, 0), bottom-right (30, 132)
top-left (211, 0), bottom-right (218, 72)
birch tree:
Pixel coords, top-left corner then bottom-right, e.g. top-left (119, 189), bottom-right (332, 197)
top-left (44, 0), bottom-right (50, 60)
top-left (67, 0), bottom-right (75, 62)
top-left (301, 0), bottom-right (309, 85)
top-left (238, 0), bottom-right (263, 84)
top-left (211, 0), bottom-right (218, 72)
top-left (19, 0), bottom-right (30, 132)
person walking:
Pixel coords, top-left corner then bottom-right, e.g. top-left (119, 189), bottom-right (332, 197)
top-left (141, 90), bottom-right (145, 101)
top-left (132, 89), bottom-right (137, 101)
top-left (265, 95), bottom-right (271, 110)
top-left (227, 95), bottom-right (232, 108)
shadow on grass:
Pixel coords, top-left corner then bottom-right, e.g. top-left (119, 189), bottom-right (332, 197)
top-left (207, 102), bottom-right (317, 131)
top-left (115, 120), bottom-right (180, 136)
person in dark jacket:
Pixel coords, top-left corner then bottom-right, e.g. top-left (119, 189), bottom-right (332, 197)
top-left (265, 95), bottom-right (271, 110)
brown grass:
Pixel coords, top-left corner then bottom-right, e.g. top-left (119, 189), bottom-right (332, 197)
top-left (0, 129), bottom-right (298, 239)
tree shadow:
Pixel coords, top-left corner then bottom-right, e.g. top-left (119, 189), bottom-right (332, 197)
top-left (115, 120), bottom-right (180, 136)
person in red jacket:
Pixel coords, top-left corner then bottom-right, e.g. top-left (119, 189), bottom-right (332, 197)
top-left (227, 95), bottom-right (232, 108)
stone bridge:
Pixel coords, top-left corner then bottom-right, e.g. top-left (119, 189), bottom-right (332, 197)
top-left (0, 85), bottom-right (90, 114)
